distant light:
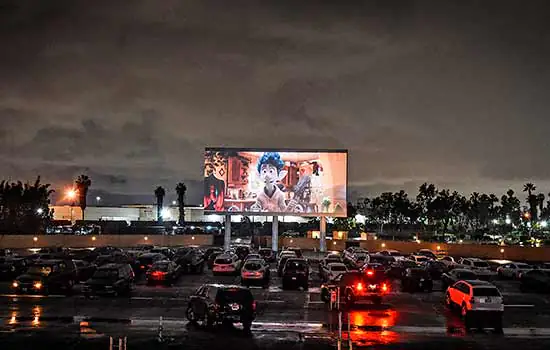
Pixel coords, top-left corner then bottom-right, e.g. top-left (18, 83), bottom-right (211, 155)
top-left (191, 236), bottom-right (195, 240)
top-left (416, 239), bottom-right (421, 244)
top-left (206, 225), bottom-right (212, 230)
top-left (333, 241), bottom-right (337, 245)
top-left (33, 236), bottom-right (38, 242)
top-left (91, 236), bottom-right (96, 241)
top-left (373, 236), bottom-right (378, 240)
top-left (524, 212), bottom-right (531, 219)
top-left (66, 189), bottom-right (77, 200)
top-left (190, 226), bottom-right (196, 230)
top-left (505, 218), bottom-right (512, 225)
top-left (500, 248), bottom-right (505, 253)
top-left (354, 214), bottom-right (366, 224)
top-left (381, 243), bottom-right (386, 248)
top-left (492, 219), bottom-right (499, 225)
top-left (459, 239), bottom-right (464, 244)
top-left (161, 208), bottom-right (171, 219)
top-left (413, 236), bottom-right (417, 241)
top-left (144, 236), bottom-right (148, 241)
top-left (540, 221), bottom-right (548, 228)
top-left (172, 200), bottom-right (177, 206)
top-left (436, 245), bottom-right (441, 250)
top-left (290, 239), bottom-right (294, 244)
top-left (96, 196), bottom-right (101, 202)
top-left (36, 208), bottom-right (44, 215)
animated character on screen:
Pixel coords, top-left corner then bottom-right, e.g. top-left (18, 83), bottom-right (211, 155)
top-left (250, 152), bottom-right (288, 212)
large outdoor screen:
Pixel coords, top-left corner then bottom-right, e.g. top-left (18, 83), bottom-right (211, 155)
top-left (203, 148), bottom-right (348, 217)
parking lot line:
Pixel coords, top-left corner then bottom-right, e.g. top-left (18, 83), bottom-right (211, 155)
top-left (0, 294), bottom-right (65, 299)
top-left (504, 304), bottom-right (535, 308)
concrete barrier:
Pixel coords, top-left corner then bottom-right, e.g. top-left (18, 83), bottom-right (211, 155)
top-left (0, 234), bottom-right (212, 249)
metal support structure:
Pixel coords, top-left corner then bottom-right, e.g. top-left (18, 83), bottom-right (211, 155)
top-left (347, 312), bottom-right (353, 350)
top-left (272, 216), bottom-right (278, 253)
top-left (337, 311), bottom-right (343, 350)
top-left (320, 216), bottom-right (327, 253)
top-left (224, 215), bottom-right (231, 251)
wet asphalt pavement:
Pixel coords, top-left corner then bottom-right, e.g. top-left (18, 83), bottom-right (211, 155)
top-left (1, 266), bottom-right (550, 349)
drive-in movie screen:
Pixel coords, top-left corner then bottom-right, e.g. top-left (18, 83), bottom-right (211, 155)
top-left (203, 148), bottom-right (347, 216)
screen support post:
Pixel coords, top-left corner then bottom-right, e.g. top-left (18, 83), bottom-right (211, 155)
top-left (272, 215), bottom-right (278, 253)
top-left (224, 215), bottom-right (231, 251)
top-left (320, 216), bottom-right (327, 253)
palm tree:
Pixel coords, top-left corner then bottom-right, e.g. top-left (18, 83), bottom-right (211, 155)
top-left (75, 175), bottom-right (92, 221)
top-left (537, 193), bottom-right (545, 218)
top-left (175, 182), bottom-right (187, 226)
top-left (523, 183), bottom-right (538, 221)
top-left (154, 186), bottom-right (166, 223)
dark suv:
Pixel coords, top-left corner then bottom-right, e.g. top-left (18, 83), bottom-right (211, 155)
top-left (82, 263), bottom-right (135, 296)
top-left (186, 284), bottom-right (256, 332)
top-left (13, 259), bottom-right (77, 295)
top-left (133, 253), bottom-right (165, 274)
top-left (282, 258), bottom-right (309, 290)
top-left (0, 257), bottom-right (29, 280)
top-left (174, 248), bottom-right (205, 274)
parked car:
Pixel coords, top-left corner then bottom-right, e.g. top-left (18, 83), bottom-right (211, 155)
top-left (416, 249), bottom-right (437, 260)
top-left (203, 247), bottom-right (224, 262)
top-left (385, 260), bottom-right (419, 279)
top-left (401, 268), bottom-right (433, 292)
top-left (243, 254), bottom-right (263, 263)
top-left (282, 258), bottom-right (309, 290)
top-left (74, 260), bottom-right (97, 282)
top-left (321, 262), bottom-right (348, 281)
top-left (13, 259), bottom-right (77, 295)
top-left (241, 259), bottom-right (270, 287)
top-left (439, 256), bottom-right (458, 269)
top-left (497, 262), bottom-right (533, 279)
top-left (368, 254), bottom-right (396, 266)
top-left (519, 269), bottom-right (550, 293)
top-left (286, 247), bottom-right (303, 258)
top-left (82, 263), bottom-right (135, 296)
top-left (441, 268), bottom-right (480, 290)
top-left (174, 248), bottom-right (205, 274)
top-left (146, 260), bottom-right (180, 285)
top-left (422, 260), bottom-right (448, 279)
top-left (186, 284), bottom-right (256, 332)
top-left (258, 248), bottom-right (275, 262)
top-left (150, 247), bottom-right (176, 260)
top-left (320, 271), bottom-right (390, 306)
top-left (379, 249), bottom-right (406, 260)
top-left (277, 254), bottom-right (296, 277)
top-left (0, 257), bottom-right (29, 280)
top-left (93, 246), bottom-right (123, 256)
top-left (133, 253), bottom-right (166, 274)
top-left (458, 258), bottom-right (496, 280)
top-left (95, 252), bottom-right (133, 267)
top-left (408, 255), bottom-right (430, 264)
top-left (207, 251), bottom-right (224, 270)
top-left (360, 263), bottom-right (387, 275)
top-left (234, 246), bottom-right (251, 261)
top-left (212, 254), bottom-right (242, 276)
top-left (445, 280), bottom-right (503, 332)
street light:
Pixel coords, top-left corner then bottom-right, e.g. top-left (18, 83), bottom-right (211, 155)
top-left (66, 189), bottom-right (77, 200)
top-left (505, 218), bottom-right (512, 225)
top-left (36, 208), bottom-right (44, 215)
top-left (96, 196), bottom-right (101, 203)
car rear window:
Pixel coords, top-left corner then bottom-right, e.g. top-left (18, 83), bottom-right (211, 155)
top-left (216, 289), bottom-right (253, 305)
top-left (473, 261), bottom-right (489, 268)
top-left (285, 260), bottom-right (307, 271)
top-left (473, 288), bottom-right (500, 297)
top-left (244, 262), bottom-right (262, 270)
top-left (331, 265), bottom-right (347, 272)
top-left (94, 269), bottom-right (119, 279)
top-left (457, 271), bottom-right (477, 279)
top-left (516, 263), bottom-right (531, 269)
top-left (417, 257), bottom-right (429, 262)
top-left (215, 258), bottom-right (232, 265)
top-left (152, 263), bottom-right (169, 271)
top-left (138, 257), bottom-right (154, 264)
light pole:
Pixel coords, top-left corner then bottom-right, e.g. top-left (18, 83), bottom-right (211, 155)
top-left (66, 189), bottom-right (77, 223)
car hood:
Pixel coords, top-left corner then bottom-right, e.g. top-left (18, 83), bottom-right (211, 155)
top-left (85, 277), bottom-right (117, 285)
top-left (17, 274), bottom-right (45, 282)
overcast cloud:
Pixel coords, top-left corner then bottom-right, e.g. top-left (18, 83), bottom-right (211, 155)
top-left (1, 0), bottom-right (549, 205)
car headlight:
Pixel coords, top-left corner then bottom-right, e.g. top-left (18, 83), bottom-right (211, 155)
top-left (12, 281), bottom-right (19, 288)
top-left (33, 282), bottom-right (42, 289)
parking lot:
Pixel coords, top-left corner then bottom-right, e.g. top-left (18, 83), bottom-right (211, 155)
top-left (1, 251), bottom-right (550, 345)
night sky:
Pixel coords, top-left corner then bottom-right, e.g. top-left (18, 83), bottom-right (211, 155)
top-left (1, 0), bottom-right (549, 205)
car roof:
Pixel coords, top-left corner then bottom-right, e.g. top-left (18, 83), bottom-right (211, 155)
top-left (34, 259), bottom-right (64, 264)
top-left (205, 283), bottom-right (249, 290)
top-left (452, 268), bottom-right (476, 273)
top-left (327, 262), bottom-right (346, 266)
top-left (98, 263), bottom-right (127, 269)
top-left (216, 254), bottom-right (233, 258)
top-left (139, 253), bottom-right (164, 257)
top-left (463, 280), bottom-right (494, 286)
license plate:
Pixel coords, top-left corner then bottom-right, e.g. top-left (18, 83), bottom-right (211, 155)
top-left (479, 298), bottom-right (486, 303)
top-left (292, 277), bottom-right (297, 280)
top-left (231, 305), bottom-right (240, 311)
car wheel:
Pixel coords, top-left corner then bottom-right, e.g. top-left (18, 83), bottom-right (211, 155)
top-left (494, 314), bottom-right (504, 334)
top-left (445, 293), bottom-right (453, 309)
top-left (186, 306), bottom-right (197, 324)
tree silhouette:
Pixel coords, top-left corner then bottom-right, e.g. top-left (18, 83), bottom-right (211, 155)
top-left (523, 183), bottom-right (538, 221)
top-left (154, 186), bottom-right (166, 223)
top-left (75, 175), bottom-right (92, 220)
top-left (0, 176), bottom-right (54, 234)
top-left (175, 182), bottom-right (187, 226)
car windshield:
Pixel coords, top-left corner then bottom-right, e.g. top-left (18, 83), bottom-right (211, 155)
top-left (517, 263), bottom-right (531, 269)
top-left (138, 257), bottom-right (155, 265)
top-left (473, 288), bottom-right (501, 297)
top-left (93, 269), bottom-right (119, 279)
top-left (417, 257), bottom-right (429, 262)
top-left (215, 258), bottom-right (232, 264)
top-left (27, 265), bottom-right (53, 276)
top-left (390, 252), bottom-right (402, 256)
top-left (216, 289), bottom-right (253, 305)
top-left (473, 261), bottom-right (489, 268)
top-left (331, 265), bottom-right (347, 272)
top-left (244, 262), bottom-right (262, 270)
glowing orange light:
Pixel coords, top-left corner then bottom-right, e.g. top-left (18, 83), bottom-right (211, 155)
top-left (366, 270), bottom-right (374, 276)
top-left (65, 189), bottom-right (78, 200)
top-left (355, 283), bottom-right (363, 291)
top-left (382, 283), bottom-right (388, 292)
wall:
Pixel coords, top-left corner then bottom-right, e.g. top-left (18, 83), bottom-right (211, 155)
top-left (0, 234), bottom-right (212, 249)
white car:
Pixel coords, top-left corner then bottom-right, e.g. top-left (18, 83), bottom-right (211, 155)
top-left (445, 280), bottom-right (503, 331)
top-left (497, 262), bottom-right (532, 279)
top-left (321, 262), bottom-right (348, 281)
top-left (457, 258), bottom-right (496, 280)
top-left (408, 255), bottom-right (430, 264)
top-left (380, 250), bottom-right (406, 261)
top-left (212, 254), bottom-right (242, 276)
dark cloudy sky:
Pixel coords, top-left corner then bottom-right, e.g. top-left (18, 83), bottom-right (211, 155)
top-left (1, 0), bottom-right (550, 205)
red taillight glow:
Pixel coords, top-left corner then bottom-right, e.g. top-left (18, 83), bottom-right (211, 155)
top-left (356, 282), bottom-right (363, 291)
top-left (382, 283), bottom-right (389, 292)
top-left (366, 270), bottom-right (374, 276)
top-left (152, 271), bottom-right (166, 278)
top-left (252, 301), bottom-right (257, 311)
top-left (140, 265), bottom-right (145, 269)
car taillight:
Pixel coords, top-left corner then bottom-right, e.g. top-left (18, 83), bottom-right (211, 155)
top-left (355, 282), bottom-right (363, 291)
top-left (252, 301), bottom-right (257, 311)
top-left (366, 270), bottom-right (374, 276)
top-left (152, 271), bottom-right (166, 278)
top-left (140, 265), bottom-right (145, 269)
top-left (382, 283), bottom-right (389, 292)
